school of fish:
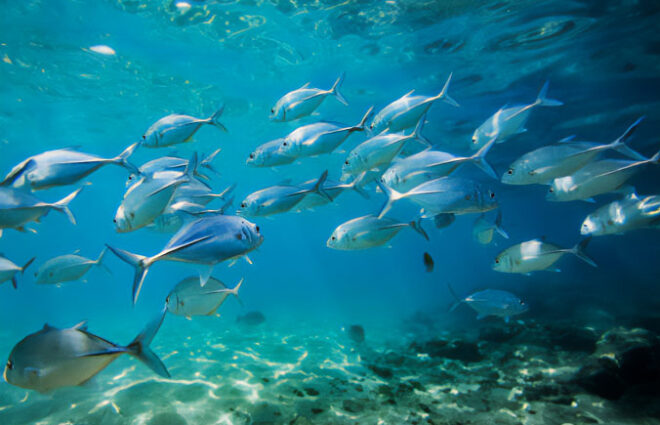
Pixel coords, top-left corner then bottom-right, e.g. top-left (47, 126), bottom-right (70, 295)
top-left (0, 71), bottom-right (656, 393)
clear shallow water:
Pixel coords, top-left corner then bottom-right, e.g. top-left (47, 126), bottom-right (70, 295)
top-left (1, 0), bottom-right (660, 424)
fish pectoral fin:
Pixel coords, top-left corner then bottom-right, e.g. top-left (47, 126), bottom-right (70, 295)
top-left (152, 235), bottom-right (213, 262)
top-left (243, 255), bottom-right (253, 265)
top-left (146, 181), bottom-right (181, 198)
top-left (351, 230), bottom-right (371, 240)
top-left (77, 347), bottom-right (126, 358)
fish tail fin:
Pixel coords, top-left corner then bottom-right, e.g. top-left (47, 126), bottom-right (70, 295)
top-left (535, 81), bottom-right (562, 107)
top-left (376, 181), bottom-right (405, 219)
top-left (113, 143), bottom-right (140, 175)
top-left (230, 278), bottom-right (245, 306)
top-left (182, 152), bottom-right (198, 183)
top-left (21, 256), bottom-right (36, 274)
top-left (446, 281), bottom-right (463, 312)
top-left (312, 170), bottom-right (332, 202)
top-left (105, 244), bottom-right (152, 305)
top-left (411, 114), bottom-right (431, 147)
top-left (208, 106), bottom-right (228, 132)
top-left (126, 308), bottom-right (170, 378)
top-left (349, 172), bottom-right (370, 199)
top-left (409, 218), bottom-right (429, 241)
top-left (330, 72), bottom-right (348, 106)
top-left (352, 106), bottom-right (373, 132)
top-left (648, 149), bottom-right (660, 164)
top-left (52, 187), bottom-right (83, 225)
top-left (494, 210), bottom-right (509, 239)
top-left (571, 237), bottom-right (597, 267)
top-left (468, 136), bottom-right (497, 178)
top-left (200, 148), bottom-right (222, 175)
top-left (95, 247), bottom-right (113, 275)
top-left (609, 116), bottom-right (646, 160)
top-left (435, 72), bottom-right (459, 107)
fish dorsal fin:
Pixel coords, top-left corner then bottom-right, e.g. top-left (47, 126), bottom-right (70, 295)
top-left (72, 320), bottom-right (88, 331)
top-left (402, 89), bottom-right (415, 97)
top-left (42, 323), bottom-right (54, 331)
top-left (72, 248), bottom-right (81, 255)
top-left (299, 82), bottom-right (310, 90)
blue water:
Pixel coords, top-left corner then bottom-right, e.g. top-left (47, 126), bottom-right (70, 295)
top-left (1, 1), bottom-right (660, 424)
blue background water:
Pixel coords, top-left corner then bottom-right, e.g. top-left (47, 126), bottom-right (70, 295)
top-left (1, 0), bottom-right (659, 419)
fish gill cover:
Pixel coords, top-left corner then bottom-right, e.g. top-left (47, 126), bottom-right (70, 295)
top-left (1, 0), bottom-right (660, 424)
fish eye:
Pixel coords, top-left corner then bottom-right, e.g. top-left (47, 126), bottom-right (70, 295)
top-left (249, 153), bottom-right (254, 159)
top-left (489, 191), bottom-right (495, 199)
top-left (241, 202), bottom-right (246, 208)
top-left (113, 218), bottom-right (117, 223)
top-left (344, 160), bottom-right (349, 165)
top-left (6, 360), bottom-right (12, 370)
top-left (270, 108), bottom-right (274, 113)
top-left (331, 236), bottom-right (336, 240)
top-left (130, 212), bottom-right (135, 218)
top-left (549, 187), bottom-right (554, 193)
top-left (283, 142), bottom-right (288, 146)
top-left (165, 296), bottom-right (170, 303)
top-left (256, 226), bottom-right (260, 232)
top-left (142, 135), bottom-right (146, 139)
top-left (507, 169), bottom-right (513, 175)
top-left (495, 258), bottom-right (500, 264)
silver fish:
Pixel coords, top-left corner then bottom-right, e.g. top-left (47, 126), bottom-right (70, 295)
top-left (238, 170), bottom-right (331, 217)
top-left (166, 276), bottom-right (243, 318)
top-left (448, 284), bottom-right (528, 323)
top-left (370, 73), bottom-right (458, 134)
top-left (0, 187), bottom-right (81, 238)
top-left (0, 255), bottom-right (34, 289)
top-left (247, 139), bottom-right (296, 167)
top-left (34, 249), bottom-right (108, 285)
top-left (377, 177), bottom-right (498, 219)
top-left (581, 190), bottom-right (660, 236)
top-left (472, 210), bottom-right (509, 245)
top-left (127, 149), bottom-right (221, 185)
top-left (2, 144), bottom-right (139, 191)
top-left (342, 115), bottom-right (429, 178)
top-left (270, 74), bottom-right (347, 122)
top-left (380, 137), bottom-right (497, 192)
top-left (493, 238), bottom-right (596, 274)
top-left (502, 117), bottom-right (645, 185)
top-left (107, 214), bottom-right (263, 304)
top-left (3, 312), bottom-right (169, 393)
top-left (142, 107), bottom-right (227, 148)
top-left (115, 155), bottom-right (197, 233)
top-left (471, 81), bottom-right (562, 150)
top-left (279, 107), bottom-right (372, 159)
top-left (327, 215), bottom-right (428, 250)
top-left (547, 151), bottom-right (660, 202)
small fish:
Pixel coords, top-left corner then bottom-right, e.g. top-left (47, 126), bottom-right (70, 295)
top-left (3, 312), bottom-right (169, 393)
top-left (433, 213), bottom-right (455, 230)
top-left (471, 81), bottom-right (562, 150)
top-left (173, 180), bottom-right (235, 206)
top-left (115, 154), bottom-right (197, 232)
top-left (581, 190), bottom-right (660, 236)
top-left (0, 256), bottom-right (35, 289)
top-left (106, 214), bottom-right (263, 304)
top-left (342, 115), bottom-right (429, 178)
top-left (247, 139), bottom-right (296, 167)
top-left (127, 149), bottom-right (221, 185)
top-left (166, 276), bottom-right (243, 318)
top-left (380, 137), bottom-right (497, 192)
top-left (327, 215), bottom-right (428, 250)
top-left (493, 238), bottom-right (596, 274)
top-left (2, 144), bottom-right (139, 191)
top-left (502, 117), bottom-right (645, 185)
top-left (295, 172), bottom-right (369, 211)
top-left (377, 177), bottom-right (498, 219)
top-left (447, 283), bottom-right (528, 323)
top-left (142, 107), bottom-right (227, 148)
top-left (270, 74), bottom-right (347, 122)
top-left (34, 248), bottom-right (108, 285)
top-left (0, 187), bottom-right (81, 238)
top-left (238, 170), bottom-right (332, 217)
top-left (370, 73), bottom-right (458, 134)
top-left (472, 210), bottom-right (509, 245)
top-left (279, 107), bottom-right (372, 158)
top-left (423, 252), bottom-right (434, 273)
top-left (547, 150), bottom-right (660, 202)
top-left (236, 311), bottom-right (265, 326)
top-left (150, 197), bottom-right (233, 234)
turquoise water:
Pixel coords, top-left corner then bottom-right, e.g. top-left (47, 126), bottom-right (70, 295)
top-left (1, 1), bottom-right (660, 424)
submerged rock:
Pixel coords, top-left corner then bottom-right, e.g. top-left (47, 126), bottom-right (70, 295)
top-left (347, 324), bottom-right (365, 343)
top-left (236, 311), bottom-right (266, 326)
top-left (572, 327), bottom-right (660, 400)
top-left (410, 339), bottom-right (483, 362)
